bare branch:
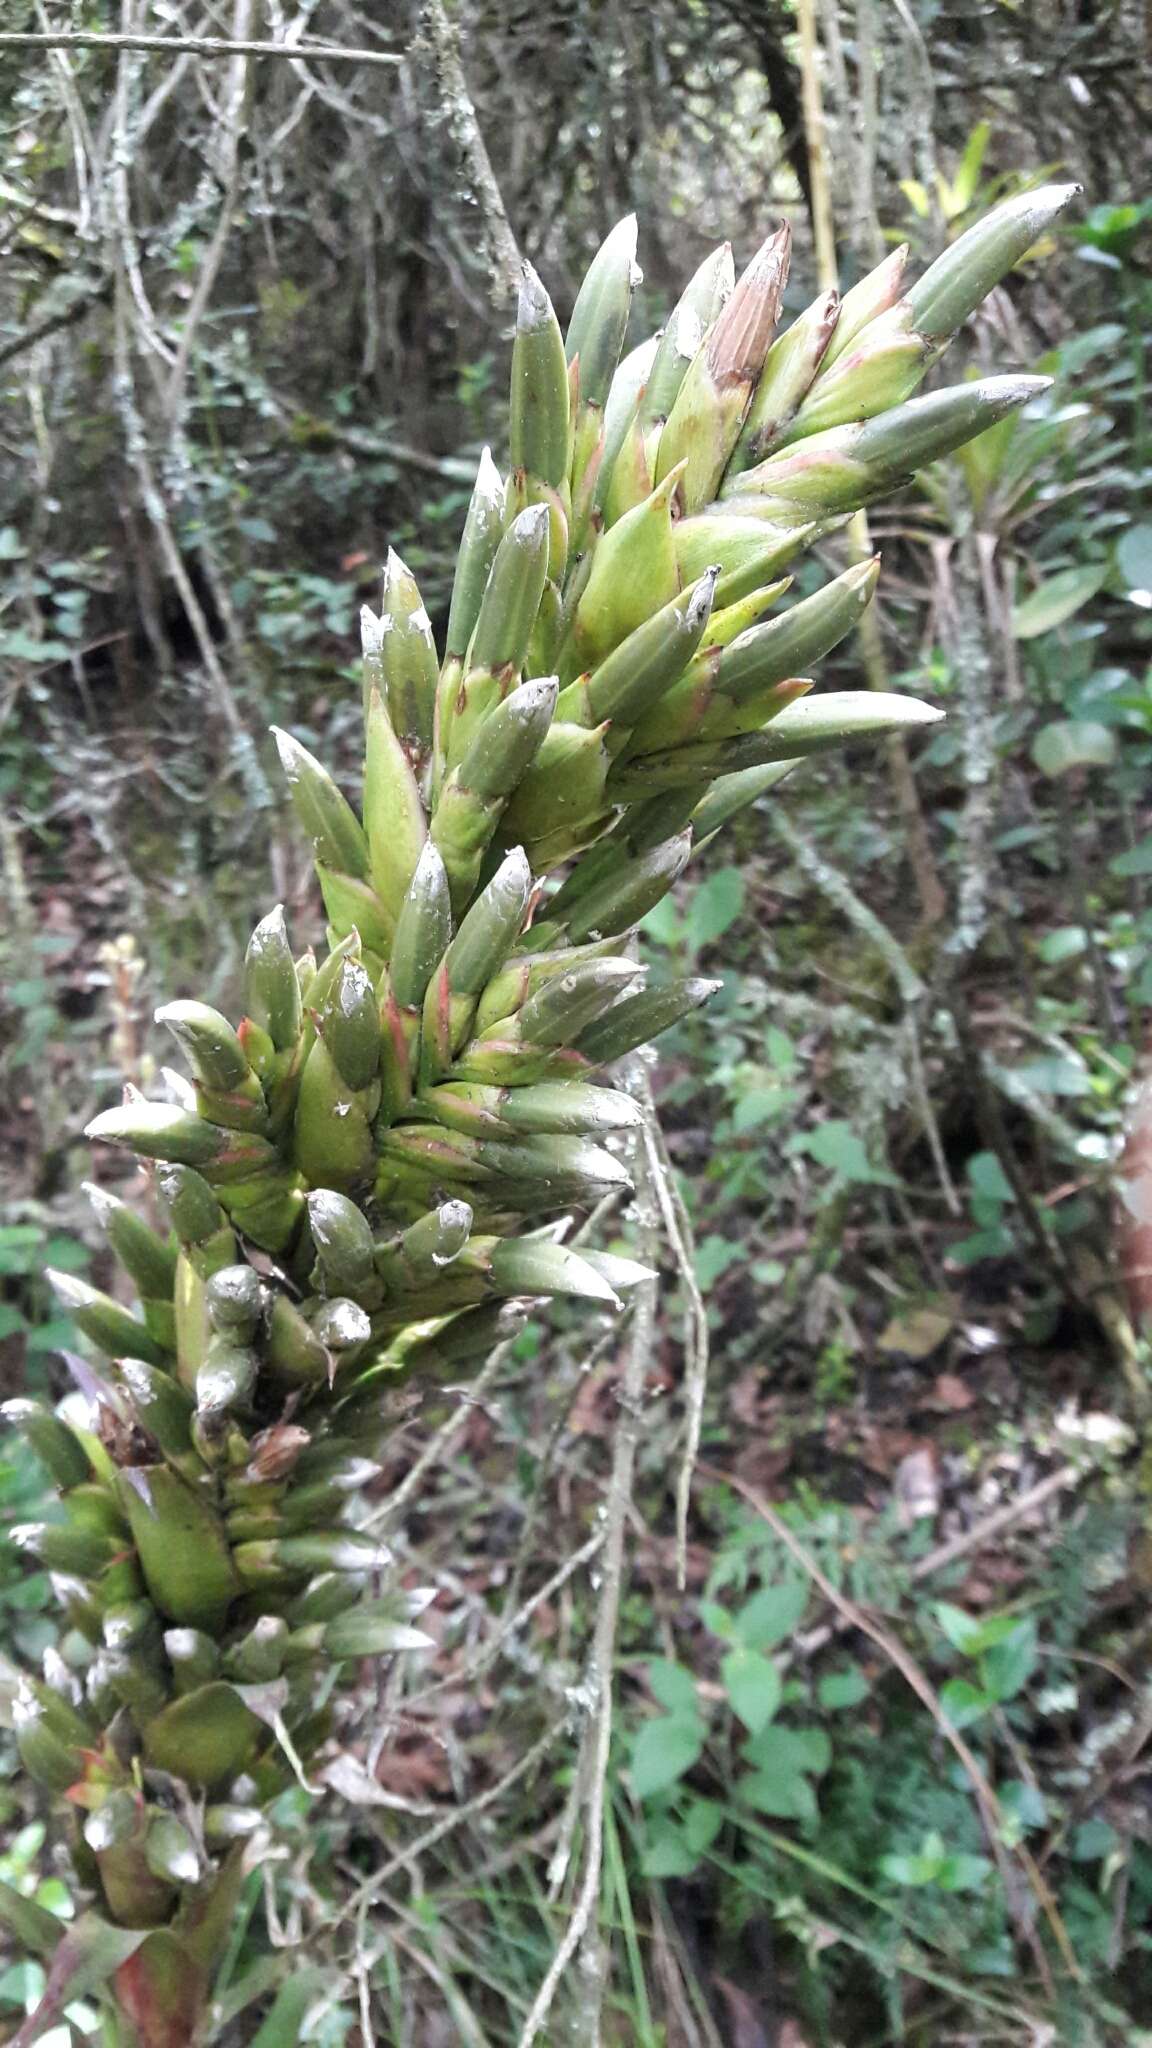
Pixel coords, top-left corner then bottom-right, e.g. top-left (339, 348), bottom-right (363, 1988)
top-left (516, 1106), bottom-right (660, 2048)
top-left (0, 30), bottom-right (404, 67)
top-left (643, 1104), bottom-right (710, 1591)
top-left (0, 282), bottom-right (110, 371)
top-left (335, 1717), bottom-right (567, 1920)
top-left (412, 0), bottom-right (522, 302)
top-left (163, 0), bottom-right (252, 420)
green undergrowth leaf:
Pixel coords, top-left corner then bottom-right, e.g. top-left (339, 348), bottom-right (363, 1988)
top-left (1013, 564), bottom-right (1107, 638)
top-left (629, 1715), bottom-right (704, 1798)
top-left (721, 1646), bottom-right (782, 1734)
top-left (1030, 719), bottom-right (1116, 776)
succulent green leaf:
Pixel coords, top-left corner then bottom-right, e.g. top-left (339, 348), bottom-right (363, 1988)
top-left (376, 549), bottom-right (438, 757)
top-left (390, 841), bottom-right (454, 1009)
top-left (511, 263), bottom-right (571, 492)
top-left (444, 446), bottom-right (507, 662)
top-left (467, 504), bottom-right (551, 677)
top-left (907, 183), bottom-right (1079, 341)
top-left (363, 686), bottom-right (428, 929)
top-left (272, 727), bottom-right (370, 879)
top-left (565, 214), bottom-right (639, 408)
top-left (244, 907), bottom-right (303, 1051)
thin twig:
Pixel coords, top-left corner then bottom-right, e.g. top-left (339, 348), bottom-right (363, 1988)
top-left (0, 281), bottom-right (110, 370)
top-left (643, 1100), bottom-right (710, 1591)
top-left (365, 1337), bottom-right (518, 1531)
top-left (412, 0), bottom-right (522, 302)
top-left (335, 1719), bottom-right (567, 1926)
top-left (851, 0), bottom-right (883, 263)
top-left (797, 0), bottom-right (946, 934)
top-left (788, 1461), bottom-right (1082, 1663)
top-left (0, 30), bottom-right (404, 66)
top-left (941, 530), bottom-right (998, 964)
top-left (771, 809), bottom-right (926, 1004)
top-left (515, 1129), bottom-right (661, 2048)
top-left (100, 9), bottom-right (247, 744)
top-left (164, 0), bottom-right (252, 420)
top-left (36, 0), bottom-right (96, 236)
top-left (387, 1531), bottom-right (573, 1704)
top-left (796, 0), bottom-right (837, 291)
top-left (403, 1528), bottom-right (607, 1711)
top-left (490, 1325), bottom-right (621, 1630)
top-left (258, 387), bottom-right (477, 481)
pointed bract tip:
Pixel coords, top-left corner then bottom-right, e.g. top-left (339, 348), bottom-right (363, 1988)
top-left (317, 1300), bottom-right (372, 1348)
top-left (476, 445), bottom-right (504, 501)
top-left (753, 220), bottom-right (792, 264)
top-left (159, 1064), bottom-right (193, 1114)
top-left (438, 1199), bottom-right (473, 1232)
top-left (511, 501), bottom-right (551, 543)
top-left (253, 903), bottom-right (288, 942)
top-left (512, 674), bottom-right (559, 713)
top-left (590, 212), bottom-right (640, 288)
top-left (44, 1266), bottom-right (86, 1304)
top-left (672, 305), bottom-right (705, 361)
top-left (270, 725), bottom-right (303, 773)
top-left (1032, 180), bottom-right (1081, 212)
top-left (412, 838), bottom-right (448, 886)
top-left (360, 606), bottom-right (383, 656)
top-left (708, 228), bottom-right (792, 384)
top-left (517, 262), bottom-right (552, 330)
top-left (500, 843), bottom-right (533, 884)
top-left (82, 1180), bottom-right (120, 1223)
top-left (713, 243), bottom-right (736, 299)
top-left (687, 566), bottom-right (721, 625)
top-left (980, 373), bottom-right (1054, 405)
top-left (654, 457), bottom-right (689, 500)
top-left (334, 954), bottom-right (373, 1001)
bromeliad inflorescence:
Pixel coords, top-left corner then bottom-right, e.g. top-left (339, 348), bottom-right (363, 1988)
top-left (5, 183), bottom-right (1074, 2044)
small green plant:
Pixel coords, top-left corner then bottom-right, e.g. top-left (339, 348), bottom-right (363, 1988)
top-left (932, 1600), bottom-right (1039, 1730)
top-left (622, 1497), bottom-right (1152, 2036)
top-left (0, 1221), bottom-right (86, 1358)
top-left (897, 122), bottom-right (1055, 246)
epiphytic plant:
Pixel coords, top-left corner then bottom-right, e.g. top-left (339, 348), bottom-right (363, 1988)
top-left (4, 183), bottom-right (1075, 2045)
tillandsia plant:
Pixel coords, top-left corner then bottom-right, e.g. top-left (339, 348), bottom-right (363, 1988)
top-left (3, 183), bottom-right (1075, 2046)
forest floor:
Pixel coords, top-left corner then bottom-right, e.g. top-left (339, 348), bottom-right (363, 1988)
top-left (3, 708), bottom-right (1148, 2043)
